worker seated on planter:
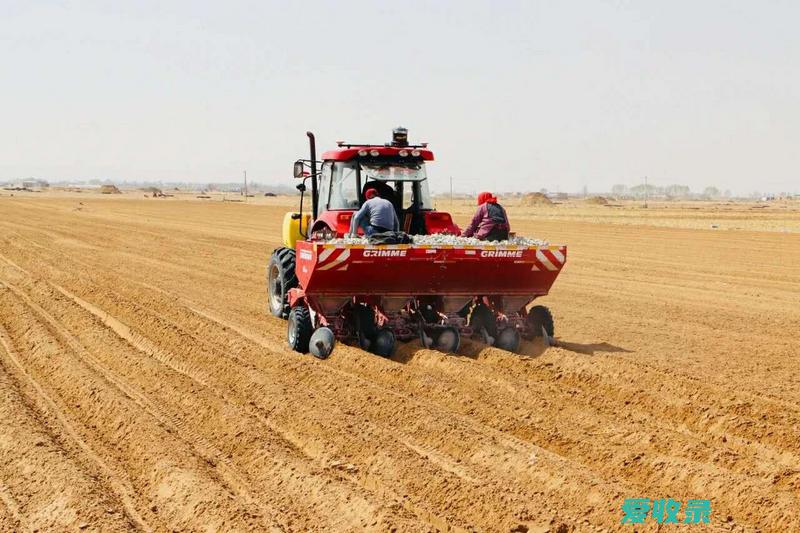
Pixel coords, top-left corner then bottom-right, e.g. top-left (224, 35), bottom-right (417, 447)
top-left (349, 188), bottom-right (400, 237)
top-left (462, 191), bottom-right (510, 241)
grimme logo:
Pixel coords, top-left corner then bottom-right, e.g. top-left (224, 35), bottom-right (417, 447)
top-left (363, 249), bottom-right (407, 257)
top-left (480, 250), bottom-right (523, 258)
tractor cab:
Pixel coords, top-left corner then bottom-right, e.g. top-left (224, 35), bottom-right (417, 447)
top-left (292, 128), bottom-right (459, 241)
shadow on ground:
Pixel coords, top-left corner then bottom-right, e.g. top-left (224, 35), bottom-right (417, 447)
top-left (554, 340), bottom-right (632, 355)
top-left (388, 336), bottom-right (631, 363)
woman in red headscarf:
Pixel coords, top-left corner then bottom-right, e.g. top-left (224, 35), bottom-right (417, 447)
top-left (461, 191), bottom-right (510, 241)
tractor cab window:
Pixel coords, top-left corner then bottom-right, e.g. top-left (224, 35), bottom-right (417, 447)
top-left (360, 162), bottom-right (433, 210)
top-left (408, 178), bottom-right (433, 210)
top-left (318, 162), bottom-right (332, 209)
top-left (400, 183), bottom-right (414, 210)
top-left (328, 162), bottom-right (360, 210)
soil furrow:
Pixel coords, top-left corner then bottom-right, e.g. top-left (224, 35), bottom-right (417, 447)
top-left (2, 237), bottom-right (786, 530)
top-left (0, 289), bottom-right (267, 532)
top-left (2, 196), bottom-right (798, 531)
top-left (0, 319), bottom-right (152, 531)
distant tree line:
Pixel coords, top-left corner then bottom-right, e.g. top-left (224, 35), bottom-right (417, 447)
top-left (611, 184), bottom-right (732, 200)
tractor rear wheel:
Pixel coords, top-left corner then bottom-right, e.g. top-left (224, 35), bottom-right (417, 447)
top-left (525, 305), bottom-right (554, 339)
top-left (268, 247), bottom-right (297, 319)
top-left (287, 305), bottom-right (312, 353)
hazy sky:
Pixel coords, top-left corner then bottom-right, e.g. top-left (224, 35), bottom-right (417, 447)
top-left (2, 1), bottom-right (798, 194)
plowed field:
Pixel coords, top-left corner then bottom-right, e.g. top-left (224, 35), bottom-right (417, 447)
top-left (1, 196), bottom-right (798, 532)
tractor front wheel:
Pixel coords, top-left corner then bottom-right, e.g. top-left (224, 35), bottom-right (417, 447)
top-left (287, 305), bottom-right (312, 353)
top-left (268, 247), bottom-right (297, 319)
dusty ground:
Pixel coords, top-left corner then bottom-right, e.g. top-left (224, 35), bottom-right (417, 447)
top-left (441, 197), bottom-right (800, 233)
top-left (0, 194), bottom-right (798, 532)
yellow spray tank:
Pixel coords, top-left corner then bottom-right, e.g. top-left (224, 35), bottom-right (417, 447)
top-left (282, 212), bottom-right (311, 248)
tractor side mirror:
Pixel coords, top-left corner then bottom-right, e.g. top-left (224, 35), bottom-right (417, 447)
top-left (296, 183), bottom-right (306, 192)
top-left (293, 161), bottom-right (304, 178)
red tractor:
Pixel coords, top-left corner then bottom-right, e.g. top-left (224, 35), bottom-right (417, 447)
top-left (267, 128), bottom-right (566, 358)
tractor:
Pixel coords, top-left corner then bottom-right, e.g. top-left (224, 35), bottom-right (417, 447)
top-left (267, 128), bottom-right (566, 358)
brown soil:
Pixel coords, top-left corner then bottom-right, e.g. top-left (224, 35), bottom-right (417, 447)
top-left (1, 196), bottom-right (799, 531)
top-left (520, 192), bottom-right (553, 206)
top-left (585, 196), bottom-right (609, 205)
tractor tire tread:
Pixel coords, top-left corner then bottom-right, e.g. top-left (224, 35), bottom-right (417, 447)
top-left (526, 305), bottom-right (554, 339)
top-left (288, 306), bottom-right (312, 353)
top-left (267, 247), bottom-right (298, 319)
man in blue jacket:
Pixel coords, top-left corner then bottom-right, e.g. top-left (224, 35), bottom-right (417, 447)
top-left (349, 188), bottom-right (400, 237)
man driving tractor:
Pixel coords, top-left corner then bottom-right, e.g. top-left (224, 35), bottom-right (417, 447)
top-left (349, 187), bottom-right (400, 236)
top-left (462, 191), bottom-right (510, 241)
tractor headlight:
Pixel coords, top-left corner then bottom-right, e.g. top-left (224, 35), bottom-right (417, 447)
top-left (369, 149), bottom-right (380, 157)
top-left (358, 150), bottom-right (368, 156)
top-left (411, 150), bottom-right (421, 157)
top-left (398, 150), bottom-right (408, 157)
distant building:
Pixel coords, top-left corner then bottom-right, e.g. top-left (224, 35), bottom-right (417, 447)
top-left (6, 178), bottom-right (49, 189)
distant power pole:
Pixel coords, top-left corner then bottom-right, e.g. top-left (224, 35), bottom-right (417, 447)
top-left (449, 176), bottom-right (453, 204)
top-left (243, 170), bottom-right (248, 202)
top-left (644, 176), bottom-right (648, 209)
